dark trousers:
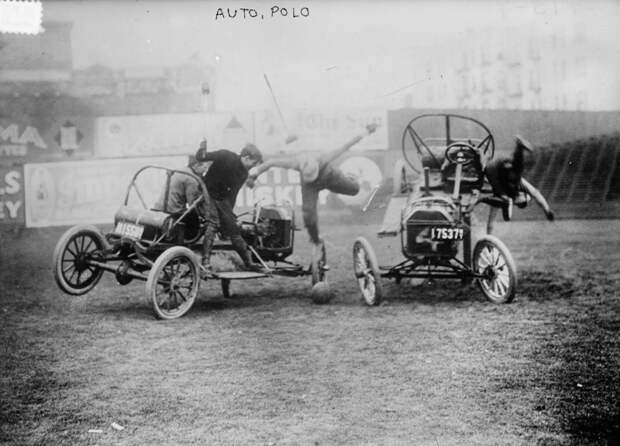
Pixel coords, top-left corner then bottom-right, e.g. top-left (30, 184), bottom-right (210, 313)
top-left (213, 199), bottom-right (253, 266)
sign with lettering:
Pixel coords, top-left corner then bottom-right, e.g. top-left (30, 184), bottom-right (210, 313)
top-left (235, 154), bottom-right (384, 210)
top-left (254, 108), bottom-right (388, 154)
top-left (0, 114), bottom-right (93, 161)
top-left (94, 112), bottom-right (254, 158)
top-left (24, 156), bottom-right (187, 227)
top-left (0, 122), bottom-right (47, 158)
top-left (0, 166), bottom-right (25, 225)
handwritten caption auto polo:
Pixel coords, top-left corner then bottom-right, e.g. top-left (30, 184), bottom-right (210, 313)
top-left (215, 5), bottom-right (310, 20)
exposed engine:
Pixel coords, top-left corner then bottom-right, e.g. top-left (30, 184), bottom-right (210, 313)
top-left (240, 204), bottom-right (295, 262)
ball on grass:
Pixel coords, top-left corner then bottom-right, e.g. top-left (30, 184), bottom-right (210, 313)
top-left (310, 281), bottom-right (332, 304)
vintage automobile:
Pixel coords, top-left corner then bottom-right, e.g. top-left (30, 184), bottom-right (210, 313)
top-left (52, 165), bottom-right (328, 320)
top-left (352, 114), bottom-right (517, 306)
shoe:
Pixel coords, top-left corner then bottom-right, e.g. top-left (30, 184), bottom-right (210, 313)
top-left (200, 263), bottom-right (214, 279)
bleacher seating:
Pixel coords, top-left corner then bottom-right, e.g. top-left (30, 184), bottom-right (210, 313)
top-left (569, 140), bottom-right (605, 202)
top-left (526, 147), bottom-right (553, 188)
top-left (601, 135), bottom-right (620, 201)
top-left (526, 133), bottom-right (620, 205)
top-left (536, 144), bottom-right (569, 198)
top-left (552, 142), bottom-right (582, 202)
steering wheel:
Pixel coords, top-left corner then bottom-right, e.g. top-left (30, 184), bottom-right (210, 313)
top-left (444, 142), bottom-right (478, 166)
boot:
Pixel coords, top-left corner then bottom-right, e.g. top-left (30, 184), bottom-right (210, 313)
top-left (230, 235), bottom-right (267, 273)
top-left (200, 222), bottom-right (218, 277)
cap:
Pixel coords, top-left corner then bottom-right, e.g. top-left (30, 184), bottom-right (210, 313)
top-left (240, 143), bottom-right (263, 163)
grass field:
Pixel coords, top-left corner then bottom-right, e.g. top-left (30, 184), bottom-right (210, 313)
top-left (1, 218), bottom-right (619, 445)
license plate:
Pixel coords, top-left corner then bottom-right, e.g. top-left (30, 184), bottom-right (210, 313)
top-left (430, 226), bottom-right (464, 241)
top-left (115, 221), bottom-right (144, 239)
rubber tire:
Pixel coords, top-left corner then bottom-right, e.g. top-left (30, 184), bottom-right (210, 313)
top-left (352, 237), bottom-right (383, 306)
top-left (146, 246), bottom-right (200, 320)
top-left (473, 235), bottom-right (517, 304)
top-left (52, 225), bottom-right (107, 295)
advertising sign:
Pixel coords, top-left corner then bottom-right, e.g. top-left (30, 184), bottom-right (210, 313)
top-left (234, 153), bottom-right (384, 210)
top-left (254, 108), bottom-right (388, 154)
top-left (0, 166), bottom-right (25, 225)
top-left (24, 156), bottom-right (186, 227)
top-left (94, 112), bottom-right (253, 158)
top-left (0, 115), bottom-right (93, 162)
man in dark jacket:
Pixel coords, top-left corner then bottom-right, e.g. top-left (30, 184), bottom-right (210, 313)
top-left (483, 135), bottom-right (555, 233)
top-left (195, 140), bottom-right (265, 272)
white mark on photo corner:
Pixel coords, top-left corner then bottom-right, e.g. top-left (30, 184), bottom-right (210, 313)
top-left (0, 0), bottom-right (43, 35)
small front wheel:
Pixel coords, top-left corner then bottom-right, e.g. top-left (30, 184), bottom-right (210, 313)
top-left (473, 235), bottom-right (517, 303)
top-left (352, 237), bottom-right (383, 306)
top-left (146, 246), bottom-right (200, 320)
top-left (311, 240), bottom-right (327, 286)
top-left (52, 225), bottom-right (107, 295)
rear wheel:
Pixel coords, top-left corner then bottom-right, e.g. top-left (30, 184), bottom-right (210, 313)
top-left (352, 237), bottom-right (383, 306)
top-left (53, 225), bottom-right (107, 295)
top-left (146, 247), bottom-right (200, 320)
top-left (473, 235), bottom-right (517, 303)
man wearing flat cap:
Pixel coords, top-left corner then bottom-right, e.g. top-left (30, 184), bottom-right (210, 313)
top-left (195, 139), bottom-right (265, 272)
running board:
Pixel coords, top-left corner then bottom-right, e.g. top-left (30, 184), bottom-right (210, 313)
top-left (213, 271), bottom-right (269, 280)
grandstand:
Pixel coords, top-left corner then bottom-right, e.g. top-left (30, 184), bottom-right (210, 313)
top-left (522, 133), bottom-right (620, 219)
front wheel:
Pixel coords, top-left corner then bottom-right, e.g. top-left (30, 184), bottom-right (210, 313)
top-left (352, 237), bottom-right (383, 306)
top-left (311, 240), bottom-right (327, 286)
top-left (473, 235), bottom-right (517, 303)
top-left (52, 225), bottom-right (107, 295)
top-left (146, 246), bottom-right (200, 320)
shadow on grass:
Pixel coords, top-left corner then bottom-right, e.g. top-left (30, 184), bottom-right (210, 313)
top-left (535, 329), bottom-right (620, 445)
top-left (365, 268), bottom-right (585, 307)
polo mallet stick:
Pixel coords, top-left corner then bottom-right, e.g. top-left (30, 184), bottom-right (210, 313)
top-left (263, 73), bottom-right (297, 145)
top-left (362, 184), bottom-right (381, 212)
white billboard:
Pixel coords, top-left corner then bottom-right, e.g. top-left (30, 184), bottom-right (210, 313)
top-left (24, 156), bottom-right (187, 227)
top-left (254, 108), bottom-right (388, 154)
top-left (94, 112), bottom-right (254, 158)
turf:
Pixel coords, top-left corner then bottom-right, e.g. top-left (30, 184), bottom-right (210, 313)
top-left (1, 219), bottom-right (619, 445)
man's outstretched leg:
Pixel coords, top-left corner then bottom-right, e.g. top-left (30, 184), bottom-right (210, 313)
top-left (323, 165), bottom-right (360, 197)
top-left (301, 184), bottom-right (322, 245)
